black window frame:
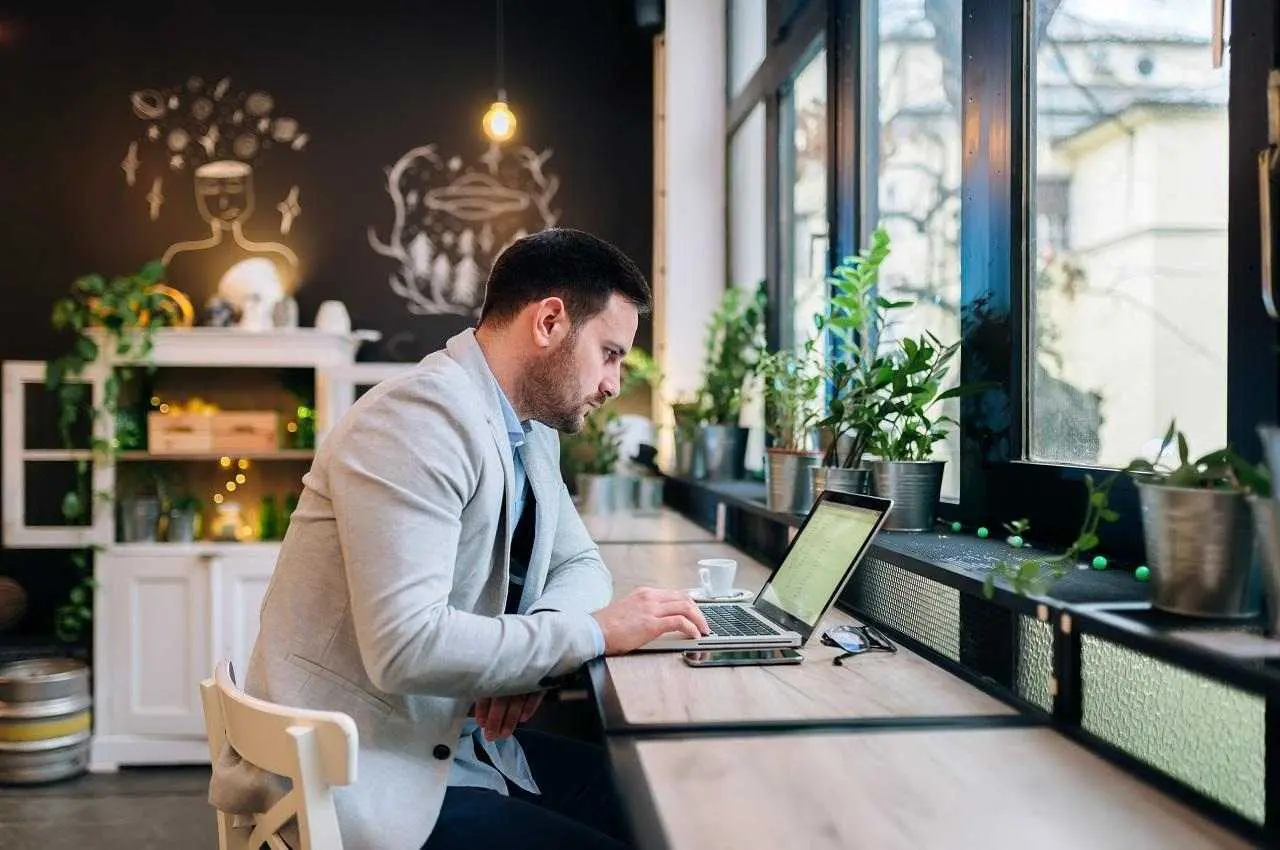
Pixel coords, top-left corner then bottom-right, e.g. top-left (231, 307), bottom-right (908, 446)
top-left (730, 0), bottom-right (1279, 559)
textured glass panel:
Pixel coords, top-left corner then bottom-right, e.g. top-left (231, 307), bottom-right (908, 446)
top-left (851, 557), bottom-right (960, 660)
top-left (1081, 635), bottom-right (1264, 823)
top-left (1016, 615), bottom-right (1054, 712)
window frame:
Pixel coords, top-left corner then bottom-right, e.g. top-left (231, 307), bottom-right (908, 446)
top-left (730, 0), bottom-right (1278, 557)
top-left (957, 0), bottom-right (1279, 559)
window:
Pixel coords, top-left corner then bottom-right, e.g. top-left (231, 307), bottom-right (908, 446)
top-left (1029, 0), bottom-right (1229, 467)
top-left (730, 103), bottom-right (767, 290)
top-left (785, 46), bottom-right (828, 353)
top-left (866, 0), bottom-right (963, 499)
top-left (728, 0), bottom-right (767, 97)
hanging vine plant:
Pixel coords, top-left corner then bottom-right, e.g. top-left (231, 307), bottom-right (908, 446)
top-left (44, 258), bottom-right (181, 642)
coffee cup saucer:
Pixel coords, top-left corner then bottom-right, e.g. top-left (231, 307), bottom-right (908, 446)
top-left (685, 587), bottom-right (753, 604)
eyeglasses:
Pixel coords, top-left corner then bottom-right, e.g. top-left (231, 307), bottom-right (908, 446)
top-left (821, 624), bottom-right (897, 665)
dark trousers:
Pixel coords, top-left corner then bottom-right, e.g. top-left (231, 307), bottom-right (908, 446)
top-left (422, 728), bottom-right (632, 849)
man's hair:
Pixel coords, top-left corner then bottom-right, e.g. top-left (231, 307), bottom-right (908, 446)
top-left (477, 228), bottom-right (652, 329)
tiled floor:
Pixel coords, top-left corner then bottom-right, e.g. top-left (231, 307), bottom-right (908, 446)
top-left (0, 766), bottom-right (217, 850)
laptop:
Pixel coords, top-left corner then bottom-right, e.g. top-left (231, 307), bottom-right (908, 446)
top-left (637, 489), bottom-right (894, 651)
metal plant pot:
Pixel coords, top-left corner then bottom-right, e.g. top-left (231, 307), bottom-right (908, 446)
top-left (673, 436), bottom-right (702, 478)
top-left (576, 474), bottom-right (616, 516)
top-left (1247, 495), bottom-right (1280, 636)
top-left (811, 466), bottom-right (873, 504)
top-left (635, 476), bottom-right (665, 515)
top-left (765, 449), bottom-right (823, 514)
top-left (868, 460), bottom-right (945, 531)
top-left (1137, 481), bottom-right (1258, 618)
top-left (697, 425), bottom-right (749, 481)
top-left (119, 497), bottom-right (161, 543)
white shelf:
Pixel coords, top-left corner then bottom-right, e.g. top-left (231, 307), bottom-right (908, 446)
top-left (109, 541), bottom-right (283, 556)
top-left (116, 450), bottom-right (315, 462)
top-left (93, 327), bottom-right (381, 368)
top-left (22, 449), bottom-right (93, 461)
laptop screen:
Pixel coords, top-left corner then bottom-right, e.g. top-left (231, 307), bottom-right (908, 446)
top-left (755, 498), bottom-right (885, 632)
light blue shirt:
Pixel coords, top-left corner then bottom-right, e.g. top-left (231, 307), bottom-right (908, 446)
top-left (447, 364), bottom-right (605, 795)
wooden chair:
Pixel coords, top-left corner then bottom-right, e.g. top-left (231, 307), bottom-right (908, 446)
top-left (200, 660), bottom-right (358, 850)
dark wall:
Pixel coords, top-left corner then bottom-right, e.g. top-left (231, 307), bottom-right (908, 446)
top-left (0, 3), bottom-right (654, 642)
top-left (0, 3), bottom-right (654, 361)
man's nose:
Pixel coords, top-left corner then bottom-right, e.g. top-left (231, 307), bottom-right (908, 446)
top-left (601, 375), bottom-right (620, 399)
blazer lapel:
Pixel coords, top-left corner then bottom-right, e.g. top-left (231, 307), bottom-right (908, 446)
top-left (445, 329), bottom-right (517, 589)
top-left (514, 438), bottom-right (556, 609)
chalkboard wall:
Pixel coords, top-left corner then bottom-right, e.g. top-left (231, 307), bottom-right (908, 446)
top-left (0, 3), bottom-right (655, 642)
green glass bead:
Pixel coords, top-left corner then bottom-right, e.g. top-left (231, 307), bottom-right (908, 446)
top-left (951, 521), bottom-right (962, 532)
top-left (977, 527), bottom-right (989, 539)
top-left (1091, 555), bottom-right (1108, 570)
top-left (1008, 535), bottom-right (1023, 548)
top-left (1135, 565), bottom-right (1150, 582)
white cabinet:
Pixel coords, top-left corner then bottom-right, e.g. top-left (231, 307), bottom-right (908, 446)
top-left (90, 545), bottom-right (277, 769)
top-left (1, 328), bottom-right (413, 770)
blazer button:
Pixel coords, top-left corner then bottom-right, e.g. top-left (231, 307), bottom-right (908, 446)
top-left (433, 744), bottom-right (451, 760)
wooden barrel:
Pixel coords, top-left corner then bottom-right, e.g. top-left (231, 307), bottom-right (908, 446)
top-left (0, 658), bottom-right (91, 784)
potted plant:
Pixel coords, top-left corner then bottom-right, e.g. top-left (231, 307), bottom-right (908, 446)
top-left (812, 228), bottom-right (911, 501)
top-left (985, 421), bottom-right (1270, 612)
top-left (757, 337), bottom-right (826, 513)
top-left (670, 397), bottom-right (706, 478)
top-left (165, 493), bottom-right (203, 543)
top-left (864, 331), bottom-right (980, 531)
top-left (693, 282), bottom-right (766, 480)
top-left (44, 259), bottom-right (179, 642)
top-left (564, 408), bottom-right (623, 515)
top-left (1130, 422), bottom-right (1268, 618)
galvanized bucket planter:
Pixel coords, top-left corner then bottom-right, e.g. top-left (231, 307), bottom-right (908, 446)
top-left (576, 474), bottom-right (616, 516)
top-left (697, 425), bottom-right (749, 481)
top-left (811, 466), bottom-right (873, 504)
top-left (765, 449), bottom-right (823, 514)
top-left (868, 460), bottom-right (945, 531)
top-left (1137, 481), bottom-right (1258, 619)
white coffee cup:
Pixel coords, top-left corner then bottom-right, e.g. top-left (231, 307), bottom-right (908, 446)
top-left (698, 558), bottom-right (738, 599)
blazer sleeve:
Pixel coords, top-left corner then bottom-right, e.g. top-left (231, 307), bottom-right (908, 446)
top-left (325, 373), bottom-right (601, 698)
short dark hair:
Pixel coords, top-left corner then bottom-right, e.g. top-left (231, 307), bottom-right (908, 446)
top-left (478, 228), bottom-right (652, 329)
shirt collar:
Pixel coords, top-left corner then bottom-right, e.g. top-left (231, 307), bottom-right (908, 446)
top-left (479, 350), bottom-right (531, 448)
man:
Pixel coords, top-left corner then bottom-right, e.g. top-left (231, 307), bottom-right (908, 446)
top-left (209, 228), bottom-right (710, 850)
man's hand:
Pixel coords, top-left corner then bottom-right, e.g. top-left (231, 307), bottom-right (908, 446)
top-left (474, 691), bottom-right (545, 741)
top-left (591, 587), bottom-right (711, 655)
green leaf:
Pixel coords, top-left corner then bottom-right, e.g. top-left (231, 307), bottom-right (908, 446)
top-left (61, 490), bottom-right (83, 521)
top-left (1177, 432), bottom-right (1189, 466)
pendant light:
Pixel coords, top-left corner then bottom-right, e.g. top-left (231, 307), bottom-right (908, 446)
top-left (482, 0), bottom-right (517, 143)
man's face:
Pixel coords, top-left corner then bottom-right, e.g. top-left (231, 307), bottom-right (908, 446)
top-left (521, 293), bottom-right (639, 433)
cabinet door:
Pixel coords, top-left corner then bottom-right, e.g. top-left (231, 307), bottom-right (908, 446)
top-left (209, 549), bottom-right (277, 682)
top-left (2, 360), bottom-right (113, 547)
top-left (98, 552), bottom-right (210, 737)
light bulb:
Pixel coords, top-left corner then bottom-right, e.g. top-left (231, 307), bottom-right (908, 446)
top-left (483, 99), bottom-right (517, 143)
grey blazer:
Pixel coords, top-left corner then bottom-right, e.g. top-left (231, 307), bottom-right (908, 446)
top-left (208, 328), bottom-right (612, 850)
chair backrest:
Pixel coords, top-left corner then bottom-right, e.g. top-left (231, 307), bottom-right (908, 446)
top-left (200, 659), bottom-right (358, 850)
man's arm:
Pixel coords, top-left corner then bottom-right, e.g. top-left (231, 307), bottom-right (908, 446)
top-left (327, 374), bottom-right (600, 699)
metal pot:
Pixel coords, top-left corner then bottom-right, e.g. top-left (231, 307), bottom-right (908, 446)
top-left (635, 476), bottom-right (664, 515)
top-left (119, 497), bottom-right (161, 543)
top-left (1247, 495), bottom-right (1280, 636)
top-left (673, 436), bottom-right (702, 478)
top-left (1137, 481), bottom-right (1258, 618)
top-left (811, 466), bottom-right (873, 504)
top-left (765, 449), bottom-right (823, 514)
top-left (576, 474), bottom-right (616, 516)
top-left (868, 460), bottom-right (945, 531)
top-left (696, 425), bottom-right (749, 481)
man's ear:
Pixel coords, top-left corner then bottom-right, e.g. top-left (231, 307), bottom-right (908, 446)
top-left (532, 297), bottom-right (569, 348)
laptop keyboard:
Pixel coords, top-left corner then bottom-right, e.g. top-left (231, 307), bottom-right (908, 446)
top-left (702, 605), bottom-right (780, 637)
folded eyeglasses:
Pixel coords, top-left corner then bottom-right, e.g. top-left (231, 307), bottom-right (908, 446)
top-left (821, 624), bottom-right (897, 665)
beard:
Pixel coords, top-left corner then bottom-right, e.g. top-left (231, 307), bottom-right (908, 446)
top-left (519, 338), bottom-right (601, 433)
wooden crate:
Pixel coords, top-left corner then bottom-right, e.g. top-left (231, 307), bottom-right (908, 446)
top-left (147, 412), bottom-right (214, 455)
top-left (211, 411), bottom-right (279, 453)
